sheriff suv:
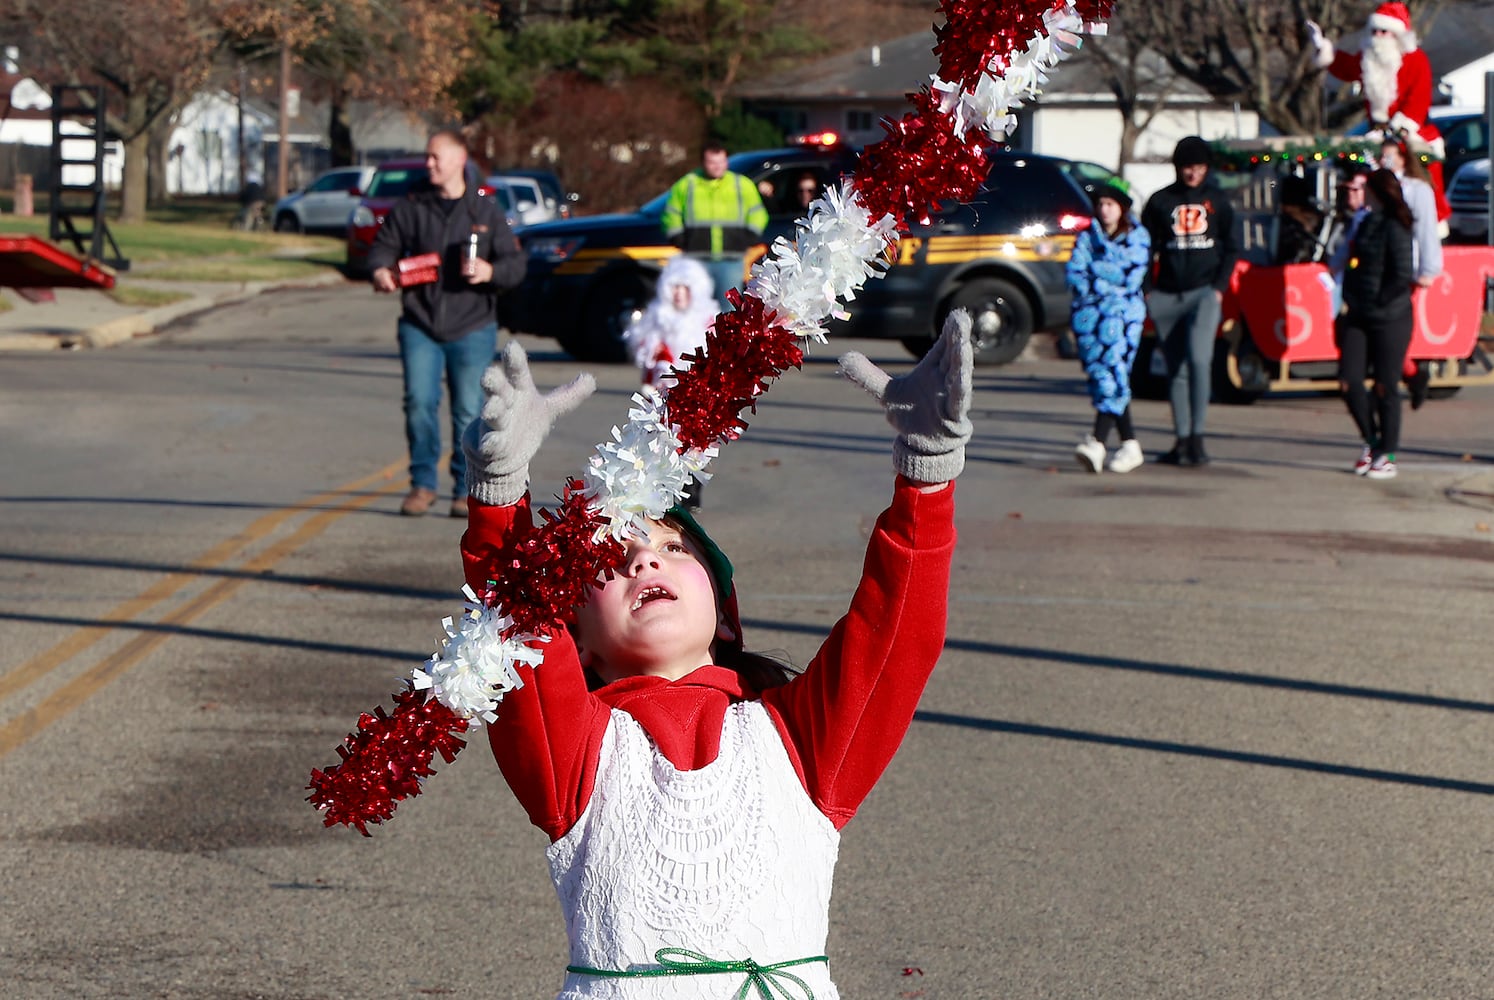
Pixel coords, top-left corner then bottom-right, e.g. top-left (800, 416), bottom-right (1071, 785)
top-left (505, 144), bottom-right (1093, 365)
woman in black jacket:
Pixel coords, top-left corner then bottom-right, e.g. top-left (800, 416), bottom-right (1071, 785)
top-left (1337, 168), bottom-right (1415, 480)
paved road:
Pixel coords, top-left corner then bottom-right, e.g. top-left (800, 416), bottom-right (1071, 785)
top-left (2, 284), bottom-right (1492, 999)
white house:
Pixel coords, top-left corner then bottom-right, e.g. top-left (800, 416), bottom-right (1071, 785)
top-left (1420, 3), bottom-right (1494, 107)
top-left (168, 89), bottom-right (272, 195)
top-left (733, 30), bottom-right (1259, 206)
top-left (0, 77), bottom-right (272, 195)
top-left (0, 76), bottom-right (125, 189)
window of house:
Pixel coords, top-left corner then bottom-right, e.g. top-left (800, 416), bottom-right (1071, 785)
top-left (846, 109), bottom-right (876, 133)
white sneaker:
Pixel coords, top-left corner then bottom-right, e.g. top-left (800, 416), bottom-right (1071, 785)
top-left (1108, 438), bottom-right (1144, 473)
top-left (1075, 435), bottom-right (1106, 474)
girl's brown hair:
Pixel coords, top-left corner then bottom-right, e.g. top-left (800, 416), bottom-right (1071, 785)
top-left (1366, 168), bottom-right (1414, 229)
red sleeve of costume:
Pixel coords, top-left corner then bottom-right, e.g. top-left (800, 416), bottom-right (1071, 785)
top-left (460, 498), bottom-right (610, 842)
top-left (1327, 49), bottom-right (1361, 85)
top-left (1391, 51), bottom-right (1433, 125)
top-left (760, 478), bottom-right (956, 830)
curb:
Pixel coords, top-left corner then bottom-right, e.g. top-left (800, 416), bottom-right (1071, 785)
top-left (0, 270), bottom-right (352, 352)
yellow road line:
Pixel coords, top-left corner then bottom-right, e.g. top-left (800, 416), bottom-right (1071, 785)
top-left (0, 460), bottom-right (403, 707)
top-left (0, 475), bottom-right (408, 758)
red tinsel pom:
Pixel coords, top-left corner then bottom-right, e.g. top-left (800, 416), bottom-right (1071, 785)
top-left (306, 685), bottom-right (469, 836)
top-left (854, 88), bottom-right (989, 228)
top-left (667, 290), bottom-right (803, 452)
top-left (481, 479), bottom-right (627, 635)
top-left (935, 0), bottom-right (1114, 85)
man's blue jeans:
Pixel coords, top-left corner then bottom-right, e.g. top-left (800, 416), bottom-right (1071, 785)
top-left (693, 254), bottom-right (747, 312)
top-left (397, 319), bottom-right (498, 496)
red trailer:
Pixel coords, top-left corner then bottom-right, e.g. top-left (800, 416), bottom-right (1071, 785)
top-left (0, 232), bottom-right (116, 302)
top-left (1142, 248), bottom-right (1494, 404)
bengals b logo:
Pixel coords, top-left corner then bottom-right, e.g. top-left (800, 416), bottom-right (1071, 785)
top-left (1171, 204), bottom-right (1209, 236)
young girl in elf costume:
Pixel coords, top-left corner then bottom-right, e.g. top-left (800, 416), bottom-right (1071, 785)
top-left (456, 311), bottom-right (973, 1000)
top-left (621, 254), bottom-right (717, 508)
top-left (623, 254), bottom-right (718, 389)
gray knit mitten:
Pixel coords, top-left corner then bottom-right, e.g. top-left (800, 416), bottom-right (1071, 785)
top-left (461, 342), bottom-right (596, 505)
top-left (838, 309), bottom-right (974, 483)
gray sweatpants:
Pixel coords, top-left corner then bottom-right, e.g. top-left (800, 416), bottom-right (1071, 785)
top-left (1147, 286), bottom-right (1221, 438)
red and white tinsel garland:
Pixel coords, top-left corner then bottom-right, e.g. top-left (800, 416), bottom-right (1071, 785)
top-left (308, 0), bottom-right (1114, 834)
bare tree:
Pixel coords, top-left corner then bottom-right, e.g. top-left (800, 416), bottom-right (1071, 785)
top-left (2, 0), bottom-right (227, 222)
top-left (1079, 28), bottom-right (1185, 168)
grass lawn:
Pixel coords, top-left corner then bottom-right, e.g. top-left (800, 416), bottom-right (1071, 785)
top-left (136, 255), bottom-right (348, 282)
top-left (0, 293), bottom-right (11, 313)
top-left (0, 211), bottom-right (341, 265)
top-left (108, 286), bottom-right (195, 308)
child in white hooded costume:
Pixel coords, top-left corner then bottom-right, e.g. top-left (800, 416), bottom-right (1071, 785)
top-left (623, 255), bottom-right (717, 387)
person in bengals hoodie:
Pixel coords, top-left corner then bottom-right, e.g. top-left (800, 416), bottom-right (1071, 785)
top-left (1140, 135), bottom-right (1238, 467)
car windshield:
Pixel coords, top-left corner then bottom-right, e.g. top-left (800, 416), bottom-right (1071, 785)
top-left (366, 167), bottom-right (426, 198)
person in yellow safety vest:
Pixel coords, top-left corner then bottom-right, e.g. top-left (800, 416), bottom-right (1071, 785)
top-left (660, 143), bottom-right (769, 311)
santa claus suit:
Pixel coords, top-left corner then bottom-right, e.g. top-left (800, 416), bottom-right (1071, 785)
top-left (622, 254), bottom-right (717, 387)
top-left (1318, 3), bottom-right (1450, 221)
top-left (459, 480), bottom-right (956, 999)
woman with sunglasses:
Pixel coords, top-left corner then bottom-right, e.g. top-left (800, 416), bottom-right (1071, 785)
top-left (1336, 168), bottom-right (1415, 480)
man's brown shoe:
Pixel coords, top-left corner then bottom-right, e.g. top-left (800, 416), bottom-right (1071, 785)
top-left (449, 496), bottom-right (469, 519)
top-left (399, 487), bottom-right (438, 516)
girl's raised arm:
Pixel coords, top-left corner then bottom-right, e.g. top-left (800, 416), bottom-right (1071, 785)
top-left (763, 313), bottom-right (971, 828)
top-left (460, 345), bottom-right (610, 841)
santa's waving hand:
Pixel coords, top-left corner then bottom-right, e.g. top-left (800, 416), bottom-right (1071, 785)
top-left (1307, 2), bottom-right (1449, 222)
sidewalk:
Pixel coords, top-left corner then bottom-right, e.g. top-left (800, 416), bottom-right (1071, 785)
top-left (0, 268), bottom-right (353, 351)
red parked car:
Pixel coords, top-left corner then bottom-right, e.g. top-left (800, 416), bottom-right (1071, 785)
top-left (344, 158), bottom-right (495, 277)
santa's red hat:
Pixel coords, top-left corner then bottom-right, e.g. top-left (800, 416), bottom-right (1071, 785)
top-left (1367, 2), bottom-right (1417, 50)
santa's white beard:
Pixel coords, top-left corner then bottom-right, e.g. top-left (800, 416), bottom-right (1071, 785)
top-left (1360, 33), bottom-right (1403, 122)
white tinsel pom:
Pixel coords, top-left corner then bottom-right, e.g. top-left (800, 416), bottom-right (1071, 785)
top-left (933, 1), bottom-right (1101, 143)
top-left (746, 182), bottom-right (897, 342)
top-left (412, 586), bottom-right (546, 723)
top-left (583, 387), bottom-right (710, 538)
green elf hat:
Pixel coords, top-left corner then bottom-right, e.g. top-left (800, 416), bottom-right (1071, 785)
top-left (664, 503), bottom-right (742, 648)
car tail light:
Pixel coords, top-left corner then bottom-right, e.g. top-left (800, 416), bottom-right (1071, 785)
top-left (1059, 213), bottom-right (1091, 231)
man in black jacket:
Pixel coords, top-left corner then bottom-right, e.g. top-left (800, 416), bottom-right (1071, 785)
top-left (1141, 135), bottom-right (1238, 466)
top-left (369, 131), bottom-right (526, 517)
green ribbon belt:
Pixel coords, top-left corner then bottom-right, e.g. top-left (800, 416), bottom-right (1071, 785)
top-left (567, 947), bottom-right (829, 999)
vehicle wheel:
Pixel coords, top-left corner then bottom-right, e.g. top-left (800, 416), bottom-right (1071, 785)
top-left (900, 336), bottom-right (935, 359)
top-left (1130, 336), bottom-right (1169, 400)
top-left (1211, 330), bottom-right (1268, 405)
top-left (942, 277), bottom-right (1034, 366)
top-left (564, 270), bottom-right (656, 363)
top-left (273, 213), bottom-right (300, 233)
top-left (1425, 357), bottom-right (1464, 400)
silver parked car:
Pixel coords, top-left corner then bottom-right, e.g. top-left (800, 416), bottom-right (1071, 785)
top-left (486, 171), bottom-right (573, 227)
top-left (272, 165), bottom-right (376, 234)
top-left (1446, 157), bottom-right (1489, 244)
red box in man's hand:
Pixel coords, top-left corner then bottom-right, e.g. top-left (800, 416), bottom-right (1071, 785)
top-left (396, 253), bottom-right (440, 287)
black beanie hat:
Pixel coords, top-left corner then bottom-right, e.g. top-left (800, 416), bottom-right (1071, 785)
top-left (1172, 135), bottom-right (1212, 167)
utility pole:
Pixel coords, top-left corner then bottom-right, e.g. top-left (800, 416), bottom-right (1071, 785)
top-left (237, 61), bottom-right (247, 191)
top-left (277, 42), bottom-right (290, 199)
top-left (1486, 72), bottom-right (1493, 248)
